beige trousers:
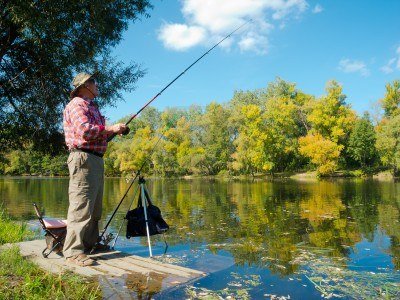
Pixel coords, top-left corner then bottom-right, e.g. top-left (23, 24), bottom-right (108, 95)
top-left (62, 151), bottom-right (104, 258)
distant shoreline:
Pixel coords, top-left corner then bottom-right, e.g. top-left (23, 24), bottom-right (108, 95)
top-left (0, 170), bottom-right (396, 181)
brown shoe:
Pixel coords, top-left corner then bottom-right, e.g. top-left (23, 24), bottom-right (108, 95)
top-left (67, 253), bottom-right (96, 267)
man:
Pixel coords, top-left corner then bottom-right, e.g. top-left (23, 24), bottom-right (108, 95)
top-left (63, 72), bottom-right (127, 266)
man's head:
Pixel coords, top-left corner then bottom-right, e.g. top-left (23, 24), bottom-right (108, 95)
top-left (70, 72), bottom-right (99, 99)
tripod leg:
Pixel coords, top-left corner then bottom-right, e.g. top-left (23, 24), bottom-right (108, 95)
top-left (162, 234), bottom-right (168, 255)
top-left (141, 183), bottom-right (153, 257)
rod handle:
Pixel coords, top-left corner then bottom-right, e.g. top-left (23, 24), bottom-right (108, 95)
top-left (106, 127), bottom-right (130, 142)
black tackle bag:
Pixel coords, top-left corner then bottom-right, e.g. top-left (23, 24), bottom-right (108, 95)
top-left (125, 187), bottom-right (169, 239)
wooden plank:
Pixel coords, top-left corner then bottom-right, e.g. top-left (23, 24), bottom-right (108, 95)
top-left (115, 253), bottom-right (205, 275)
top-left (97, 256), bottom-right (160, 275)
top-left (104, 253), bottom-right (202, 278)
top-left (1, 239), bottom-right (207, 294)
top-left (1, 240), bottom-right (104, 276)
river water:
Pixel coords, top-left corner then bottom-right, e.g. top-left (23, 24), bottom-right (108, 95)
top-left (1, 177), bottom-right (399, 299)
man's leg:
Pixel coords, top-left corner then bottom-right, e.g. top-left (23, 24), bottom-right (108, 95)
top-left (62, 152), bottom-right (100, 258)
top-left (83, 155), bottom-right (104, 249)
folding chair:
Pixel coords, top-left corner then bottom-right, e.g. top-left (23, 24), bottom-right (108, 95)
top-left (33, 203), bottom-right (67, 258)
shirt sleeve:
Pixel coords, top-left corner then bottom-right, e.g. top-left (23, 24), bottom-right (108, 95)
top-left (99, 115), bottom-right (111, 138)
top-left (69, 102), bottom-right (106, 141)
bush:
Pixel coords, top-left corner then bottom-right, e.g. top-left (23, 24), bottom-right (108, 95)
top-left (1, 150), bottom-right (68, 176)
top-left (0, 206), bottom-right (33, 244)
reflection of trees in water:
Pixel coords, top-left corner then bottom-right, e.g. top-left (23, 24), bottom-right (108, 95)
top-left (125, 271), bottom-right (166, 300)
top-left (378, 203), bottom-right (400, 269)
top-left (0, 178), bottom-right (69, 219)
top-left (2, 178), bottom-right (400, 272)
top-left (300, 181), bottom-right (361, 257)
top-left (341, 179), bottom-right (381, 241)
top-left (147, 179), bottom-right (400, 275)
top-left (228, 181), bottom-right (308, 275)
top-left (341, 180), bottom-right (400, 269)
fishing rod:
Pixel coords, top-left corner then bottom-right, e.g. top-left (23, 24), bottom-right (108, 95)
top-left (93, 19), bottom-right (253, 252)
top-left (107, 19), bottom-right (253, 142)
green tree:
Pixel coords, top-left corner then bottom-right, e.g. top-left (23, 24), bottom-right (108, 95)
top-left (262, 79), bottom-right (311, 172)
top-left (0, 0), bottom-right (151, 154)
top-left (4, 150), bottom-right (30, 175)
top-left (104, 142), bottom-right (121, 176)
top-left (264, 77), bottom-right (296, 100)
top-left (112, 126), bottom-right (155, 175)
top-left (300, 81), bottom-right (356, 174)
top-left (348, 113), bottom-right (377, 168)
top-left (231, 105), bottom-right (268, 176)
top-left (307, 81), bottom-right (356, 144)
top-left (230, 89), bottom-right (263, 108)
top-left (197, 102), bottom-right (232, 175)
top-left (376, 115), bottom-right (400, 175)
top-left (381, 80), bottom-right (400, 117)
top-left (121, 106), bottom-right (162, 135)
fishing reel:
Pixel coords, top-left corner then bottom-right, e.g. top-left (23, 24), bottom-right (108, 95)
top-left (122, 127), bottom-right (130, 135)
top-left (101, 232), bottom-right (115, 246)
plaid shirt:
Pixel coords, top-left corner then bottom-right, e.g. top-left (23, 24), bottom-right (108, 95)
top-left (63, 96), bottom-right (108, 154)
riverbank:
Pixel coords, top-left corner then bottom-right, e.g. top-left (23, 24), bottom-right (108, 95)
top-left (0, 169), bottom-right (396, 181)
top-left (181, 168), bottom-right (395, 180)
top-left (0, 208), bottom-right (101, 299)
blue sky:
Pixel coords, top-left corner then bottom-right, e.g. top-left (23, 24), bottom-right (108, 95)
top-left (104, 0), bottom-right (400, 122)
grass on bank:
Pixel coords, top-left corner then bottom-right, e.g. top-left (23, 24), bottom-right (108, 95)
top-left (0, 206), bottom-right (101, 299)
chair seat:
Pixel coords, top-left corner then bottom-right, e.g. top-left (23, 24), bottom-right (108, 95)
top-left (43, 219), bottom-right (67, 229)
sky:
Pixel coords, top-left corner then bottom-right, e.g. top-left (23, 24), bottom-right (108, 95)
top-left (104, 0), bottom-right (400, 122)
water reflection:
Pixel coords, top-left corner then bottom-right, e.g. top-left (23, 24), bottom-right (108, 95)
top-left (125, 271), bottom-right (166, 299)
top-left (1, 177), bottom-right (400, 297)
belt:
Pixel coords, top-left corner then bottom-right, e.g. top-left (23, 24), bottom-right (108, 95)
top-left (70, 148), bottom-right (104, 158)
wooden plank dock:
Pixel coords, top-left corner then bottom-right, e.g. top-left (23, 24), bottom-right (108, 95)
top-left (2, 239), bottom-right (208, 299)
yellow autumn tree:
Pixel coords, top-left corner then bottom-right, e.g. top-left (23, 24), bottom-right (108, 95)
top-left (112, 126), bottom-right (155, 174)
top-left (299, 81), bottom-right (356, 175)
top-left (299, 133), bottom-right (343, 175)
top-left (307, 80), bottom-right (356, 144)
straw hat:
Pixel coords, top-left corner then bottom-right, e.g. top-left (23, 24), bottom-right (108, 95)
top-left (71, 72), bottom-right (93, 92)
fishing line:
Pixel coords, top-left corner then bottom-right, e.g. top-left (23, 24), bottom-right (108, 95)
top-left (93, 131), bottom-right (166, 252)
top-left (92, 19), bottom-right (253, 252)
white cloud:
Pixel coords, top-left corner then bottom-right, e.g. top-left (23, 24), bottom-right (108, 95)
top-left (381, 58), bottom-right (396, 74)
top-left (239, 31), bottom-right (269, 54)
top-left (158, 24), bottom-right (206, 51)
top-left (381, 46), bottom-right (400, 74)
top-left (338, 59), bottom-right (370, 77)
top-left (312, 4), bottom-right (323, 14)
top-left (158, 0), bottom-right (309, 54)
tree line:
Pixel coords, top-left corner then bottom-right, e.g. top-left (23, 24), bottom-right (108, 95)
top-left (1, 77), bottom-right (399, 178)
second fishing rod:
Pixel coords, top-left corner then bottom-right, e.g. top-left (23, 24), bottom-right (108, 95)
top-left (93, 19), bottom-right (253, 252)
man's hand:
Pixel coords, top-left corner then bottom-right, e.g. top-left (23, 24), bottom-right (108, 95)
top-left (105, 123), bottom-right (128, 135)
